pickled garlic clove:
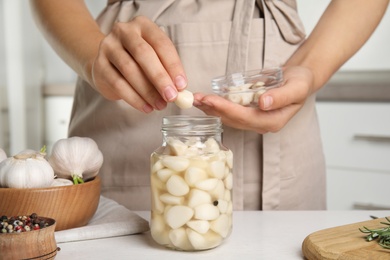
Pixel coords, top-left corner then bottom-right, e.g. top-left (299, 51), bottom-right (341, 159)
top-left (188, 158), bottom-right (209, 169)
top-left (239, 92), bottom-right (254, 106)
top-left (209, 180), bottom-right (225, 200)
top-left (208, 161), bottom-right (225, 179)
top-left (162, 156), bottom-right (190, 172)
top-left (252, 81), bottom-right (265, 88)
top-left (210, 214), bottom-right (230, 238)
top-left (166, 175), bottom-right (190, 196)
top-left (159, 193), bottom-right (184, 205)
top-left (224, 189), bottom-right (231, 201)
top-left (151, 173), bottom-right (165, 191)
top-left (194, 204), bottom-right (220, 221)
top-left (225, 150), bottom-right (233, 169)
top-left (186, 229), bottom-right (222, 250)
top-left (151, 214), bottom-right (170, 245)
top-left (184, 167), bottom-right (208, 187)
top-left (156, 168), bottom-right (175, 183)
top-left (152, 189), bottom-right (164, 215)
top-left (186, 220), bottom-right (210, 234)
top-left (165, 206), bottom-right (194, 229)
top-left (167, 137), bottom-right (188, 156)
top-left (216, 199), bottom-right (229, 214)
top-left (195, 178), bottom-right (219, 191)
top-left (226, 93), bottom-right (241, 104)
top-left (240, 83), bottom-right (253, 90)
top-left (169, 228), bottom-right (193, 250)
top-left (253, 88), bottom-right (267, 103)
top-left (204, 138), bottom-right (220, 154)
top-left (187, 189), bottom-right (212, 208)
top-left (151, 160), bottom-right (164, 174)
top-left (224, 173), bottom-right (233, 190)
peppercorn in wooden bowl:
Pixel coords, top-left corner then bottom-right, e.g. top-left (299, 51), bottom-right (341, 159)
top-left (0, 176), bottom-right (101, 231)
top-left (0, 215), bottom-right (58, 260)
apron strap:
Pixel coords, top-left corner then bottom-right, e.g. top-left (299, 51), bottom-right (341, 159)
top-left (225, 0), bottom-right (255, 211)
top-left (257, 0), bottom-right (304, 210)
top-left (226, 0), bottom-right (256, 74)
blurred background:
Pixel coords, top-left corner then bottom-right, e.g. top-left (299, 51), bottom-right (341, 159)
top-left (0, 1), bottom-right (389, 210)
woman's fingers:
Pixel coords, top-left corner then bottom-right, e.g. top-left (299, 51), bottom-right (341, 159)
top-left (119, 16), bottom-right (187, 101)
top-left (93, 56), bottom-right (157, 113)
top-left (194, 66), bottom-right (314, 133)
top-left (259, 66), bottom-right (313, 111)
top-left (193, 93), bottom-right (270, 133)
top-left (91, 16), bottom-right (187, 112)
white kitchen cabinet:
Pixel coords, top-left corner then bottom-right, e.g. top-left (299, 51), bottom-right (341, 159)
top-left (316, 102), bottom-right (390, 210)
top-left (43, 96), bottom-right (74, 153)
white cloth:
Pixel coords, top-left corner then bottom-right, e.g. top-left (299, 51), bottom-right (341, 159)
top-left (55, 196), bottom-right (150, 243)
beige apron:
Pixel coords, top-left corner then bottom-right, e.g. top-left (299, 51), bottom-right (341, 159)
top-left (69, 0), bottom-right (326, 210)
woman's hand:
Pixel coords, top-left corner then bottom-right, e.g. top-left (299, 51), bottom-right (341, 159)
top-left (92, 16), bottom-right (187, 113)
top-left (193, 66), bottom-right (314, 134)
top-left (30, 0), bottom-right (188, 114)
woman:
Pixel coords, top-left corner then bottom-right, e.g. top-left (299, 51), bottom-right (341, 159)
top-left (30, 0), bottom-right (389, 210)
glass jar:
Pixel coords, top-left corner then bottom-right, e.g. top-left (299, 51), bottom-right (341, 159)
top-left (150, 115), bottom-right (233, 251)
top-left (211, 67), bottom-right (283, 107)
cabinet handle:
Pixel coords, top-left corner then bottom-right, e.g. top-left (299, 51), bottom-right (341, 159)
top-left (353, 134), bottom-right (390, 142)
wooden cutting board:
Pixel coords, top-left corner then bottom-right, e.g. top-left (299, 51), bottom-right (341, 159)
top-left (302, 216), bottom-right (390, 259)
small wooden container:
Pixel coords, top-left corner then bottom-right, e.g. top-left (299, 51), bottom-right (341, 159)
top-left (0, 217), bottom-right (59, 260)
top-left (0, 177), bottom-right (101, 231)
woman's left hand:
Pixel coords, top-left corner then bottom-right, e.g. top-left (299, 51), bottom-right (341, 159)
top-left (193, 66), bottom-right (314, 134)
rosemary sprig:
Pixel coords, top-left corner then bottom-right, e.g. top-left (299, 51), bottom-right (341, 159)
top-left (359, 216), bottom-right (390, 249)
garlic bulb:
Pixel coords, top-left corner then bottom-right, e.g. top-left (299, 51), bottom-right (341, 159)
top-left (48, 136), bottom-right (103, 184)
top-left (0, 148), bottom-right (55, 188)
top-left (0, 148), bottom-right (6, 162)
top-left (51, 178), bottom-right (73, 187)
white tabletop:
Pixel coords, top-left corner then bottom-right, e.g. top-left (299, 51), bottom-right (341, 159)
top-left (55, 210), bottom-right (389, 259)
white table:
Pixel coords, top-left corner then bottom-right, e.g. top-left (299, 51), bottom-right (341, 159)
top-left (55, 210), bottom-right (389, 259)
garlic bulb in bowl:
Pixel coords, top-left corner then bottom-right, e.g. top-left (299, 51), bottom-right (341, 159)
top-left (0, 148), bottom-right (55, 188)
top-left (51, 178), bottom-right (74, 187)
top-left (48, 136), bottom-right (103, 184)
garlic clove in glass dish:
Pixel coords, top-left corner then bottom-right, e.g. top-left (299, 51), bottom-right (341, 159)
top-left (211, 67), bottom-right (283, 107)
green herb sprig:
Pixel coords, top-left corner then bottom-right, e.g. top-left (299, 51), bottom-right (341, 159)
top-left (359, 217), bottom-right (390, 249)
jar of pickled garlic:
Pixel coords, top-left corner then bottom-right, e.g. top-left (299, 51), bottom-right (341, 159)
top-left (150, 115), bottom-right (233, 251)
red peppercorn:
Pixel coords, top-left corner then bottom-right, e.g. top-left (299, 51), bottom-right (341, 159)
top-left (14, 225), bottom-right (22, 231)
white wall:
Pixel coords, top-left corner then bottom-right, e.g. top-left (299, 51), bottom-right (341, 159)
top-left (0, 0), bottom-right (43, 154)
top-left (297, 0), bottom-right (390, 71)
top-left (0, 0), bottom-right (106, 154)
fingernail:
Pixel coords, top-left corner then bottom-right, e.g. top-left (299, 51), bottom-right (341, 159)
top-left (155, 98), bottom-right (167, 110)
top-left (193, 99), bottom-right (202, 107)
top-left (142, 104), bottom-right (154, 113)
top-left (263, 96), bottom-right (273, 109)
top-left (163, 85), bottom-right (177, 101)
top-left (175, 75), bottom-right (187, 90)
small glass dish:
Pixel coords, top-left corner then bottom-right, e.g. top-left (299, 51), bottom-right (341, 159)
top-left (211, 67), bottom-right (283, 107)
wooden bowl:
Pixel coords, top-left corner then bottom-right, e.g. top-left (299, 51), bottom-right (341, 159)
top-left (0, 217), bottom-right (59, 260)
top-left (0, 176), bottom-right (101, 231)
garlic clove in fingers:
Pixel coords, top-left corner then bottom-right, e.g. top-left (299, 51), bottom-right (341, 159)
top-left (0, 148), bottom-right (55, 188)
top-left (48, 136), bottom-right (103, 184)
top-left (174, 90), bottom-right (194, 109)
